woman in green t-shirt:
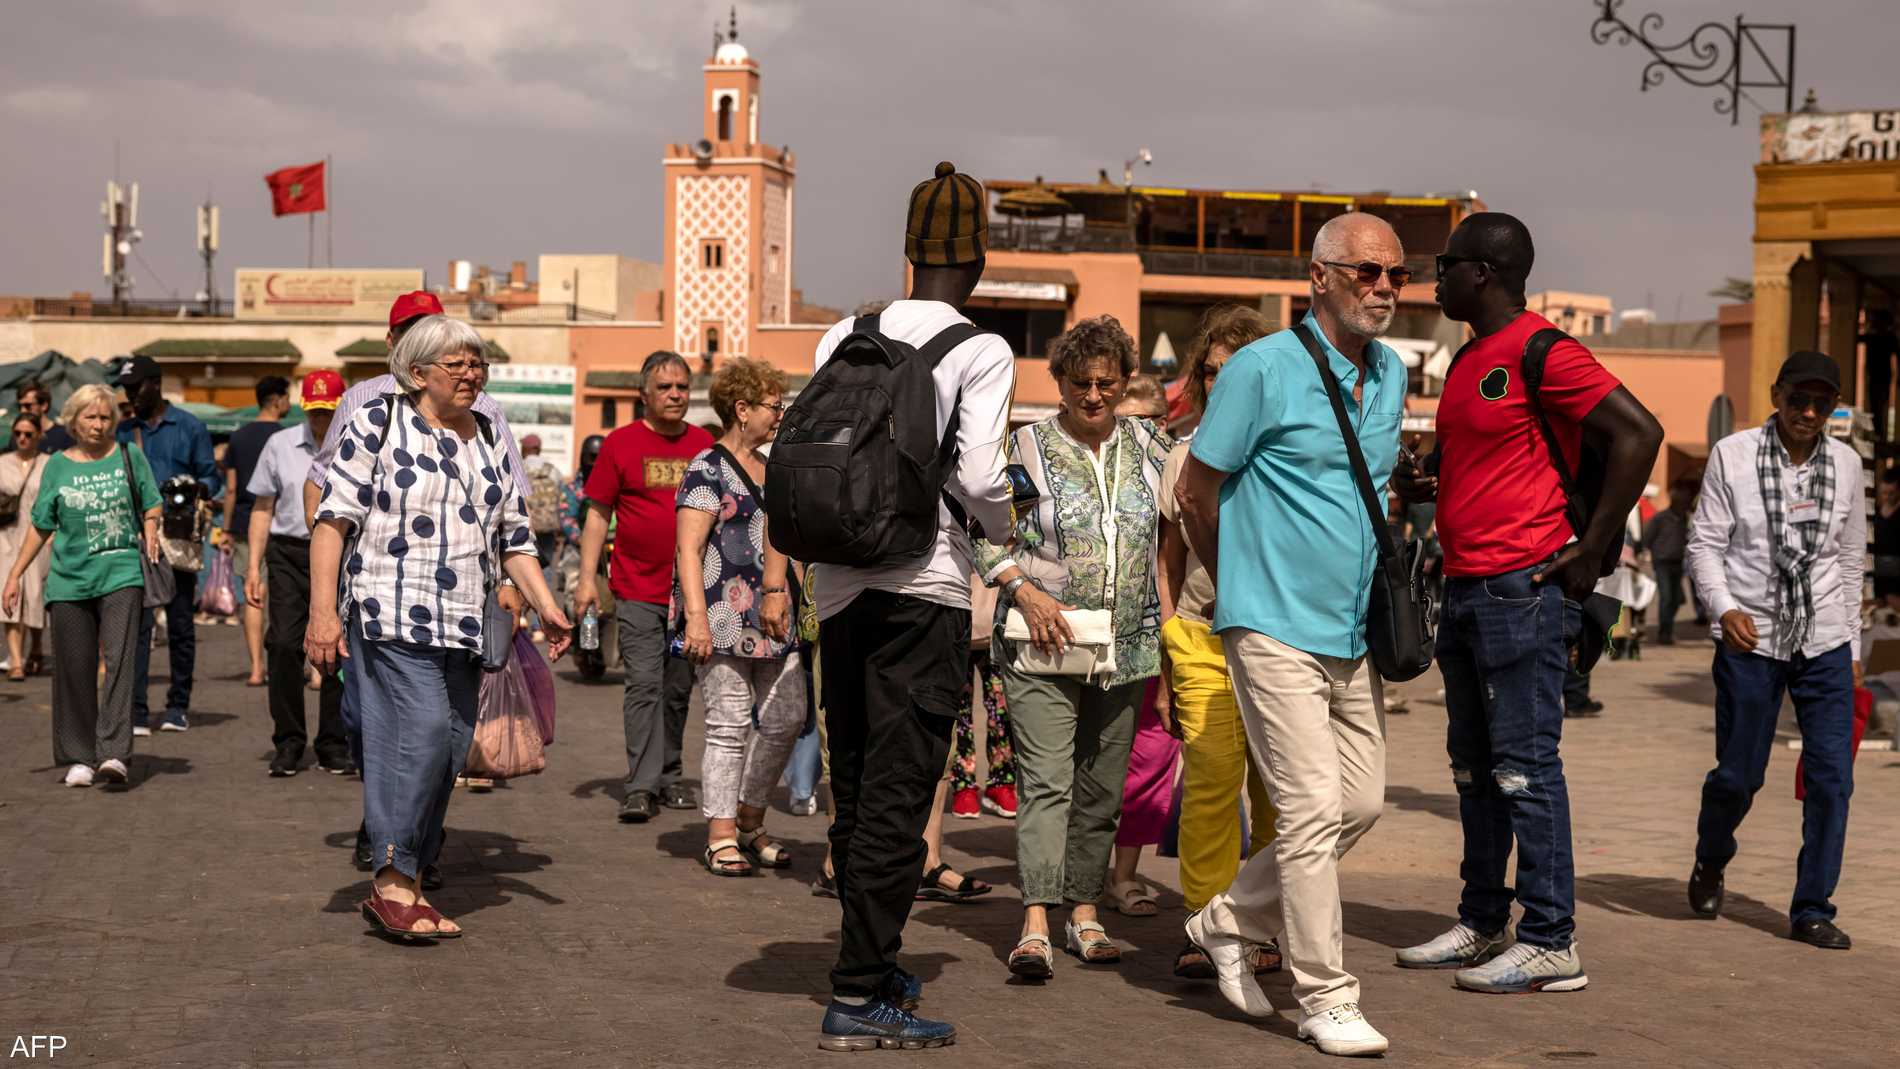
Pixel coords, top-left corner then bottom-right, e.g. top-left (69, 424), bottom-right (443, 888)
top-left (4, 384), bottom-right (160, 788)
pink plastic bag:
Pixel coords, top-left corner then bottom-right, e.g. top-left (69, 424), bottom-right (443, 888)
top-left (198, 551), bottom-right (237, 616)
top-left (513, 629), bottom-right (557, 745)
top-left (466, 657), bottom-right (546, 780)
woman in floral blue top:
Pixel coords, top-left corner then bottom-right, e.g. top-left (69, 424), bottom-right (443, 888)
top-left (975, 315), bottom-right (1170, 977)
top-left (674, 358), bottom-right (806, 877)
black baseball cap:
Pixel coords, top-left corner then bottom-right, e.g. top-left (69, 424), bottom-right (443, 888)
top-left (1774, 350), bottom-right (1840, 392)
top-left (117, 355), bottom-right (162, 391)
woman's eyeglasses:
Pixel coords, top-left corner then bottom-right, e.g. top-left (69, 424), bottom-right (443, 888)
top-left (1321, 261), bottom-right (1413, 287)
top-left (746, 400), bottom-right (787, 414)
top-left (1065, 377), bottom-right (1126, 397)
top-left (433, 358), bottom-right (490, 379)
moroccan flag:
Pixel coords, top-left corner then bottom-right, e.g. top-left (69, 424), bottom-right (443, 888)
top-left (264, 161), bottom-right (326, 216)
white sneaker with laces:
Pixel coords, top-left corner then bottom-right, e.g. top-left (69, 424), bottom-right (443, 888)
top-left (1183, 909), bottom-right (1273, 1017)
top-left (132, 724), bottom-right (152, 738)
top-left (63, 764), bottom-right (94, 787)
top-left (1297, 1002), bottom-right (1388, 1057)
top-left (1396, 922), bottom-right (1510, 969)
top-left (95, 758), bottom-right (128, 785)
top-left (1454, 939), bottom-right (1588, 993)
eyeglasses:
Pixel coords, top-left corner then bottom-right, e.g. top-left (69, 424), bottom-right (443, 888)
top-left (1065, 377), bottom-right (1126, 397)
top-left (744, 399), bottom-right (786, 414)
top-left (432, 358), bottom-right (489, 379)
top-left (1783, 389), bottom-right (1838, 414)
top-left (1321, 261), bottom-right (1413, 287)
top-left (1434, 254), bottom-right (1489, 279)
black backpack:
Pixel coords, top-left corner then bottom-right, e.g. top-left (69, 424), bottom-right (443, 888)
top-left (765, 314), bottom-right (987, 566)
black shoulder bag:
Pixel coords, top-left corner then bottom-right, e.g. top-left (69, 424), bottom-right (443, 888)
top-left (120, 447), bottom-right (176, 609)
top-left (1293, 323), bottom-right (1435, 682)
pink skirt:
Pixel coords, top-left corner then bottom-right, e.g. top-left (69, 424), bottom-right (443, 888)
top-left (1116, 677), bottom-right (1181, 847)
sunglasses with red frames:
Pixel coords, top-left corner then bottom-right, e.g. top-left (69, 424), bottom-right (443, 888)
top-left (1320, 260), bottom-right (1413, 287)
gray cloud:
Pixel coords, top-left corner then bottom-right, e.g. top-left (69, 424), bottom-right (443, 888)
top-left (1, 0), bottom-right (1892, 320)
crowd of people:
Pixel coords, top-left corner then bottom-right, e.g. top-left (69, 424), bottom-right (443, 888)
top-left (15, 161), bottom-right (1878, 1059)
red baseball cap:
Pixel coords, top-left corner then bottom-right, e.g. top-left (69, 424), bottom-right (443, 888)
top-left (389, 291), bottom-right (444, 330)
top-left (301, 370), bottom-right (345, 410)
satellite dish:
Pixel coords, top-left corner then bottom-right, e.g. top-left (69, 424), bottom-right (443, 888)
top-left (693, 139), bottom-right (714, 162)
top-left (1707, 395), bottom-right (1735, 450)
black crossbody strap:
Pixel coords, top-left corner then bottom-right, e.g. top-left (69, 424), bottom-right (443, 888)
top-left (1292, 323), bottom-right (1397, 563)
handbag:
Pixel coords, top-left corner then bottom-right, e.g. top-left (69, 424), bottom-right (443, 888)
top-left (1002, 428), bottom-right (1121, 680)
top-left (1293, 322), bottom-right (1435, 682)
top-left (121, 447), bottom-right (176, 610)
top-left (0, 454), bottom-right (37, 529)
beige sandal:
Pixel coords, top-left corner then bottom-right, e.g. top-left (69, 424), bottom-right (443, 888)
top-left (736, 826), bottom-right (791, 869)
top-left (1008, 934), bottom-right (1054, 979)
top-left (1106, 879), bottom-right (1158, 917)
top-left (1064, 919), bottom-right (1122, 964)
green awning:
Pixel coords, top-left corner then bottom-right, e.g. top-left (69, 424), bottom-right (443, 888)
top-left (134, 338), bottom-right (301, 360)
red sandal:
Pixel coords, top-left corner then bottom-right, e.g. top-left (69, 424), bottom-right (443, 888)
top-left (360, 889), bottom-right (444, 940)
top-left (413, 902), bottom-right (463, 939)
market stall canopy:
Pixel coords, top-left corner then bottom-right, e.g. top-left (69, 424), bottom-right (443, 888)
top-left (336, 337), bottom-right (511, 363)
top-left (0, 350), bottom-right (115, 420)
top-left (132, 338), bottom-right (301, 361)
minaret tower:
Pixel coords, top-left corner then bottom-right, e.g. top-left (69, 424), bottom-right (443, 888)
top-left (661, 8), bottom-right (797, 363)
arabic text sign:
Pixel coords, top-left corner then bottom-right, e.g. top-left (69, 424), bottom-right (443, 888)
top-left (234, 269), bottom-right (425, 320)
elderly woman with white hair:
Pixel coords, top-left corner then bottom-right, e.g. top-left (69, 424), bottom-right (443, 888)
top-left (4, 384), bottom-right (161, 787)
top-left (306, 314), bottom-right (572, 941)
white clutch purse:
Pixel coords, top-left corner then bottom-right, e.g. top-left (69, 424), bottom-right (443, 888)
top-left (1002, 607), bottom-right (1116, 679)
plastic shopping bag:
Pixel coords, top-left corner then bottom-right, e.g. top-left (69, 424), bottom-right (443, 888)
top-left (513, 629), bottom-right (557, 746)
top-left (465, 655), bottom-right (547, 780)
top-left (198, 551), bottom-right (237, 616)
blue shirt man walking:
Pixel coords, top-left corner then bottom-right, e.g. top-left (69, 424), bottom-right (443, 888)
top-left (1174, 212), bottom-right (1407, 1058)
top-left (115, 355), bottom-right (219, 734)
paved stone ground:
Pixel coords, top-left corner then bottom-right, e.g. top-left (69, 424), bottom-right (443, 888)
top-left (2, 622), bottom-right (1897, 1068)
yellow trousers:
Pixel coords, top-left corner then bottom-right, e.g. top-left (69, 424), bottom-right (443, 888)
top-left (1162, 615), bottom-right (1277, 912)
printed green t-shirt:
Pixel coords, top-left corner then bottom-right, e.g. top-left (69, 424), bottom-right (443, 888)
top-left (32, 444), bottom-right (160, 603)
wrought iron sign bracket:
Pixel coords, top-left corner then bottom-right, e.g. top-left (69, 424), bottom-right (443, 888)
top-left (1590, 0), bottom-right (1796, 125)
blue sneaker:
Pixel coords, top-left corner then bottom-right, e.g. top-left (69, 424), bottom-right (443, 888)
top-left (818, 997), bottom-right (955, 1052)
top-left (159, 711), bottom-right (189, 732)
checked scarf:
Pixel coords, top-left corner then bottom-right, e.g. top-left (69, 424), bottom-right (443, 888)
top-left (1755, 416), bottom-right (1834, 651)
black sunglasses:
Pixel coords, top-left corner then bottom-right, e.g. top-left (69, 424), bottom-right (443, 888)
top-left (1320, 260), bottom-right (1412, 287)
top-left (1783, 389), bottom-right (1838, 414)
top-left (1435, 254), bottom-right (1489, 280)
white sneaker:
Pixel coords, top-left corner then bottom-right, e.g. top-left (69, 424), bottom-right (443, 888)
top-left (1297, 1002), bottom-right (1388, 1057)
top-left (1184, 909), bottom-right (1273, 1017)
top-left (1454, 939), bottom-right (1588, 994)
top-left (132, 724), bottom-right (152, 738)
top-left (95, 758), bottom-right (128, 785)
top-left (63, 764), bottom-right (94, 787)
top-left (791, 796), bottom-right (818, 816)
top-left (1396, 922), bottom-right (1510, 969)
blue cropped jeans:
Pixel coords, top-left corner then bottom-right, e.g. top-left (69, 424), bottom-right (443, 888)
top-left (347, 617), bottom-right (481, 881)
top-left (1436, 559), bottom-right (1581, 949)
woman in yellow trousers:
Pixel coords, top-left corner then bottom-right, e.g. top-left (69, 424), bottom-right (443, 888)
top-left (1158, 304), bottom-right (1282, 978)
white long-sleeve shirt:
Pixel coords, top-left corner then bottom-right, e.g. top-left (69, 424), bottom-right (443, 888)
top-left (1686, 424), bottom-right (1865, 662)
top-left (809, 300), bottom-right (1016, 621)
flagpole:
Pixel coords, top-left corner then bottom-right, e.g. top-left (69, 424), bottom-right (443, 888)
top-left (307, 212), bottom-right (314, 268)
top-left (326, 154), bottom-right (334, 268)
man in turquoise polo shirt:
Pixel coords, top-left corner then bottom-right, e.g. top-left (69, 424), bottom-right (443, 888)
top-left (1175, 212), bottom-right (1407, 1059)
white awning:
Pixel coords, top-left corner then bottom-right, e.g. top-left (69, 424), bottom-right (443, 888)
top-left (1381, 336), bottom-right (1444, 371)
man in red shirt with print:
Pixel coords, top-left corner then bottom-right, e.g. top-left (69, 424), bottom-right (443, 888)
top-left (1394, 213), bottom-right (1661, 993)
top-left (576, 351), bottom-right (713, 823)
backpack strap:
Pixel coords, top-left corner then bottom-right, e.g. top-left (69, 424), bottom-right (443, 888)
top-left (916, 321), bottom-right (993, 534)
top-left (1518, 327), bottom-right (1587, 536)
top-left (1291, 323), bottom-right (1398, 563)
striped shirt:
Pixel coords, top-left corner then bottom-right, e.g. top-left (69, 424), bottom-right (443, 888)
top-left (316, 392), bottom-right (535, 651)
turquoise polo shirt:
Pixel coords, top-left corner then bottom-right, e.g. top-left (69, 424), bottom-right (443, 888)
top-left (1188, 315), bottom-right (1406, 660)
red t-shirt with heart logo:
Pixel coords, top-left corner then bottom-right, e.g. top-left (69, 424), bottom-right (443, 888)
top-left (1434, 311), bottom-right (1621, 578)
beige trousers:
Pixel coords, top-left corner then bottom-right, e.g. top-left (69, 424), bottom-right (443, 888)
top-left (1198, 630), bottom-right (1386, 1015)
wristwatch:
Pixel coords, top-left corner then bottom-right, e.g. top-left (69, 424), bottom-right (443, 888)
top-left (1002, 576), bottom-right (1029, 603)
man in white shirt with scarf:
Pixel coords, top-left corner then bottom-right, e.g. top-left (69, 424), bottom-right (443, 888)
top-left (1685, 350), bottom-right (1863, 950)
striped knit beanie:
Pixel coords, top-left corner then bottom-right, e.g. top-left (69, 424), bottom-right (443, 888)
top-left (906, 162), bottom-right (987, 266)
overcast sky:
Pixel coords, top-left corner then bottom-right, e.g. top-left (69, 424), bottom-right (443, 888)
top-left (3, 0), bottom-right (1894, 322)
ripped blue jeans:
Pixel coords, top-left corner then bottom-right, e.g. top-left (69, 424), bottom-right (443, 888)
top-left (1436, 559), bottom-right (1581, 949)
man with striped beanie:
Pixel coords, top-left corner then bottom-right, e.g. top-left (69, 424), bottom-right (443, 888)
top-left (805, 162), bottom-right (1015, 1052)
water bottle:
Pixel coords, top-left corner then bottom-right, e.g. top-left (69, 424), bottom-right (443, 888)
top-left (579, 607), bottom-right (600, 651)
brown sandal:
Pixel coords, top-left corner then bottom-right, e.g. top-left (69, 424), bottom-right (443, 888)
top-left (360, 888), bottom-right (442, 940)
top-left (412, 902), bottom-right (463, 939)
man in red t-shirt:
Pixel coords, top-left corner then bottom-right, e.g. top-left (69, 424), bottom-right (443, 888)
top-left (1393, 213), bottom-right (1661, 994)
top-left (576, 351), bottom-right (714, 822)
